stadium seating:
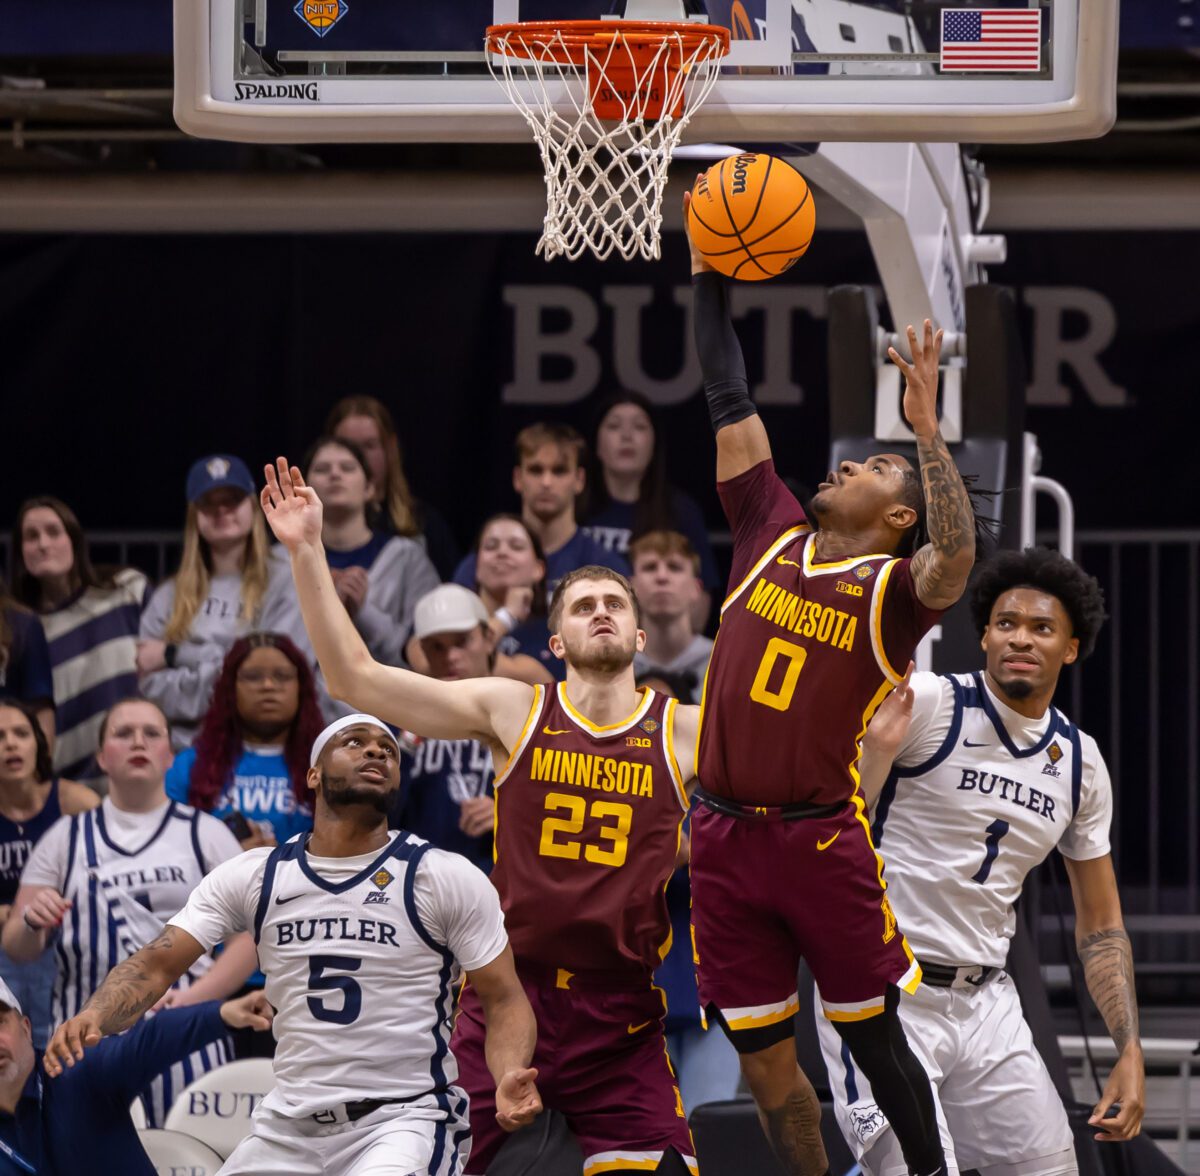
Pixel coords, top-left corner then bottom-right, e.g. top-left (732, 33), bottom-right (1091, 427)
top-left (162, 1056), bottom-right (275, 1158)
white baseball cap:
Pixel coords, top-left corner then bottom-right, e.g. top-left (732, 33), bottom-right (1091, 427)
top-left (412, 585), bottom-right (489, 640)
top-left (0, 977), bottom-right (22, 1015)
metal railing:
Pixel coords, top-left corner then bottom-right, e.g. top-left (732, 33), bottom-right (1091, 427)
top-left (0, 531), bottom-right (183, 586)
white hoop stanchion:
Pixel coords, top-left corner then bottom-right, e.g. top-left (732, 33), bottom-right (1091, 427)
top-left (485, 20), bottom-right (729, 262)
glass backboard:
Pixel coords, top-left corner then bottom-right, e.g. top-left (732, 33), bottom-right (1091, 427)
top-left (173, 0), bottom-right (1117, 144)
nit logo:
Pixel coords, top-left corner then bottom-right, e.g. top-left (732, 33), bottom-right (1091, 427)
top-left (371, 867), bottom-right (393, 890)
top-left (639, 717), bottom-right (660, 736)
top-left (294, 0), bottom-right (347, 36)
top-left (854, 563), bottom-right (875, 581)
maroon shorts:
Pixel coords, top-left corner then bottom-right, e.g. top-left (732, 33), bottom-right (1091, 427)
top-left (689, 800), bottom-right (919, 1042)
top-left (452, 967), bottom-right (696, 1176)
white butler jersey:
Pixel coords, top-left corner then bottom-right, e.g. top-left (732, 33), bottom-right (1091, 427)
top-left (872, 671), bottom-right (1112, 968)
top-left (170, 830), bottom-right (508, 1120)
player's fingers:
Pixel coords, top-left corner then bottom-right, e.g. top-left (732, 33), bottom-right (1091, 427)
top-left (887, 347), bottom-right (913, 377)
top-left (275, 456), bottom-right (293, 497)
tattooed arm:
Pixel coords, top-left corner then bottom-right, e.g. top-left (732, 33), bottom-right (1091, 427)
top-left (888, 321), bottom-right (976, 610)
top-left (1064, 853), bottom-right (1144, 1141)
top-left (43, 924), bottom-right (205, 1077)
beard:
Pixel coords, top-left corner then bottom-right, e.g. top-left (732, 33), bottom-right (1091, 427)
top-left (994, 674), bottom-right (1035, 702)
top-left (321, 771), bottom-right (394, 814)
top-left (561, 631), bottom-right (637, 674)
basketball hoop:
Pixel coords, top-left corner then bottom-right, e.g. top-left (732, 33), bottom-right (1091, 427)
top-left (485, 19), bottom-right (730, 262)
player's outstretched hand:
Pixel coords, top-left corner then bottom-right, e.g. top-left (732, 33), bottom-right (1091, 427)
top-left (863, 661), bottom-right (915, 758)
top-left (681, 187), bottom-right (714, 277)
top-left (220, 989), bottom-right (276, 1033)
top-left (1089, 1047), bottom-right (1144, 1141)
top-left (261, 457), bottom-right (323, 552)
top-left (495, 1066), bottom-right (542, 1131)
top-left (889, 320), bottom-right (943, 438)
top-left (43, 1009), bottom-right (104, 1077)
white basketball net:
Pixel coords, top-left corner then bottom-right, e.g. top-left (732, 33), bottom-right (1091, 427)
top-left (487, 22), bottom-right (728, 262)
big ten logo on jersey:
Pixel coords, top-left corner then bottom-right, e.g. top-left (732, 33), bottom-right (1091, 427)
top-left (626, 716), bottom-right (660, 749)
top-left (363, 866), bottom-right (393, 906)
top-left (293, 0), bottom-right (347, 36)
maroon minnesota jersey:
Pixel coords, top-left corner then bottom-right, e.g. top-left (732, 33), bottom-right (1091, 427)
top-left (491, 682), bottom-right (688, 979)
top-left (698, 460), bottom-right (942, 807)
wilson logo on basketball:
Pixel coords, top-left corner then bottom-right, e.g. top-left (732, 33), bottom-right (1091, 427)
top-left (730, 153), bottom-right (757, 195)
top-left (293, 0), bottom-right (347, 36)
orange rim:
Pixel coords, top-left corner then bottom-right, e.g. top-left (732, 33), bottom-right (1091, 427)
top-left (485, 19), bottom-right (730, 64)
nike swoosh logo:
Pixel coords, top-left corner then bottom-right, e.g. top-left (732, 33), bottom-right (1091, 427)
top-left (274, 893), bottom-right (304, 906)
top-left (816, 831), bottom-right (840, 851)
top-left (627, 1020), bottom-right (653, 1035)
top-left (543, 726), bottom-right (571, 736)
top-left (776, 556), bottom-right (802, 568)
top-left (963, 740), bottom-right (990, 748)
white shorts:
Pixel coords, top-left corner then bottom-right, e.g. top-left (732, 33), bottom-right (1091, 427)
top-left (219, 1091), bottom-right (471, 1176)
top-left (816, 973), bottom-right (1076, 1176)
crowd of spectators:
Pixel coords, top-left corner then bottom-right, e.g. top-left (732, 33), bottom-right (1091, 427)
top-left (0, 391), bottom-right (738, 1126)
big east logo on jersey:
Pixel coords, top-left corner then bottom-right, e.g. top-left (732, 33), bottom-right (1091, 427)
top-left (293, 0), bottom-right (347, 36)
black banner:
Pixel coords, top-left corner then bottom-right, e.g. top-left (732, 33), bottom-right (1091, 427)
top-left (1, 229), bottom-right (1196, 543)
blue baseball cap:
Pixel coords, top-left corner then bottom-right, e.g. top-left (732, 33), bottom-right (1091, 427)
top-left (186, 455), bottom-right (256, 504)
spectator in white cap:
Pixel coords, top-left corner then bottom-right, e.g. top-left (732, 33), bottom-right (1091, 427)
top-left (138, 454), bottom-right (282, 749)
top-left (47, 711), bottom-right (540, 1175)
top-left (392, 586), bottom-right (511, 871)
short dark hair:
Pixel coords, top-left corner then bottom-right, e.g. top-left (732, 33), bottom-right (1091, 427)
top-left (0, 697), bottom-right (53, 783)
top-left (97, 697), bottom-right (172, 747)
top-left (548, 566), bottom-right (642, 632)
top-left (969, 547), bottom-right (1107, 660)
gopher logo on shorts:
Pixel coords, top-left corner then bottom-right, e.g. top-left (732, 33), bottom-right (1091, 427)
top-left (849, 1103), bottom-right (887, 1143)
top-left (293, 0), bottom-right (348, 36)
top-left (880, 895), bottom-right (898, 944)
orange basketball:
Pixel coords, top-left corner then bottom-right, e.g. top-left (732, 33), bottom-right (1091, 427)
top-left (688, 153), bottom-right (815, 281)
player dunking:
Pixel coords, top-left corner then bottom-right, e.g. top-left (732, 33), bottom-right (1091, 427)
top-left (46, 712), bottom-right (540, 1175)
top-left (257, 459), bottom-right (703, 1176)
top-left (818, 547), bottom-right (1142, 1172)
top-left (684, 194), bottom-right (979, 1176)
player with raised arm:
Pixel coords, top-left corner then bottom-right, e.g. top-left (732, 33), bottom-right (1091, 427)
top-left (817, 547), bottom-right (1141, 1173)
top-left (256, 458), bottom-right (702, 1176)
top-left (44, 712), bottom-right (540, 1176)
top-left (684, 190), bottom-right (981, 1176)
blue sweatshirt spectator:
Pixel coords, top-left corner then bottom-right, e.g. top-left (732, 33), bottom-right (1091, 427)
top-left (0, 586), bottom-right (53, 746)
top-left (0, 980), bottom-right (272, 1175)
top-left (165, 633), bottom-right (322, 849)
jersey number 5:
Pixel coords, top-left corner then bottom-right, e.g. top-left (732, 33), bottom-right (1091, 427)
top-left (307, 955), bottom-right (362, 1025)
top-left (750, 637), bottom-right (808, 712)
top-left (539, 792), bottom-right (632, 868)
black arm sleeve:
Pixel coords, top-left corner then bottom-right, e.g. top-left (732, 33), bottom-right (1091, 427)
top-left (692, 271), bottom-right (757, 435)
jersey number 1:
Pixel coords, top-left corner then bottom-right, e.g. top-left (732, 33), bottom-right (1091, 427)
top-left (971, 819), bottom-right (1010, 884)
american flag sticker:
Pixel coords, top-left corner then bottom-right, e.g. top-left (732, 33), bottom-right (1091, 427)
top-left (940, 8), bottom-right (1043, 72)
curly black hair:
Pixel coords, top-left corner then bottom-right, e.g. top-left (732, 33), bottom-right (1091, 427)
top-left (969, 547), bottom-right (1107, 660)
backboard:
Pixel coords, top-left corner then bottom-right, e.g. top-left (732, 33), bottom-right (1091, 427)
top-left (174, 0), bottom-right (1118, 145)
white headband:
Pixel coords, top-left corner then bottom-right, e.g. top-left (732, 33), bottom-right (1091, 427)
top-left (310, 714), bottom-right (399, 768)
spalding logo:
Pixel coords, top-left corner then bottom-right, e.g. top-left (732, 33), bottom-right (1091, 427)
top-left (293, 0), bottom-right (348, 37)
